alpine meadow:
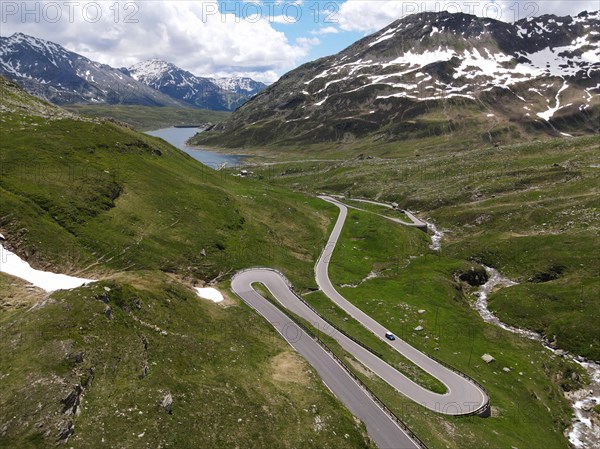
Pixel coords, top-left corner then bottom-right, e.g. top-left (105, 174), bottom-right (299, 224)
top-left (1, 3), bottom-right (598, 449)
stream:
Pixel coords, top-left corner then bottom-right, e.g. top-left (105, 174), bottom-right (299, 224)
top-left (343, 201), bottom-right (599, 446)
top-left (474, 266), bottom-right (540, 341)
top-left (425, 221), bottom-right (444, 252)
top-left (474, 266), bottom-right (600, 448)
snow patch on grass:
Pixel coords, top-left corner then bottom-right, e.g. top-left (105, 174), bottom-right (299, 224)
top-left (0, 242), bottom-right (94, 292)
top-left (195, 287), bottom-right (224, 303)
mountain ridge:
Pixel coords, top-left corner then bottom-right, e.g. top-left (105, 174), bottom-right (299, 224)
top-left (0, 33), bottom-right (266, 111)
top-left (195, 10), bottom-right (599, 148)
top-left (0, 32), bottom-right (183, 107)
top-left (127, 58), bottom-right (266, 111)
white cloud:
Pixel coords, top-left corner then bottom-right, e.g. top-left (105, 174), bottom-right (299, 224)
top-left (296, 36), bottom-right (321, 47)
top-left (0, 1), bottom-right (310, 81)
top-left (336, 1), bottom-right (406, 32)
top-left (270, 14), bottom-right (301, 24)
top-left (3, 0), bottom-right (595, 84)
top-left (336, 0), bottom-right (599, 32)
top-left (311, 26), bottom-right (341, 35)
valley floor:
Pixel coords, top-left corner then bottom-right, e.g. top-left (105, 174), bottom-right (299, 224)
top-left (2, 75), bottom-right (598, 448)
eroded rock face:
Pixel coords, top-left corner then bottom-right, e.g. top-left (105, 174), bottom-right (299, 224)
top-left (56, 420), bottom-right (74, 442)
top-left (140, 335), bottom-right (149, 380)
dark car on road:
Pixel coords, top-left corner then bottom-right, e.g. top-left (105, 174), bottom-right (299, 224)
top-left (385, 331), bottom-right (396, 341)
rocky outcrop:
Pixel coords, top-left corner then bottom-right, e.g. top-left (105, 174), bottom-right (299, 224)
top-left (140, 335), bottom-right (149, 380)
top-left (60, 384), bottom-right (83, 416)
top-left (161, 393), bottom-right (173, 414)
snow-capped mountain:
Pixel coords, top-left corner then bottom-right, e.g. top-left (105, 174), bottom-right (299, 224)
top-left (0, 33), bottom-right (182, 106)
top-left (128, 59), bottom-right (266, 111)
top-left (201, 11), bottom-right (599, 147)
top-left (210, 77), bottom-right (266, 96)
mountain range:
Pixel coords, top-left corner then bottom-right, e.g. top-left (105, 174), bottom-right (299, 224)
top-left (126, 59), bottom-right (266, 111)
top-left (0, 33), bottom-right (266, 111)
top-left (197, 10), bottom-right (600, 147)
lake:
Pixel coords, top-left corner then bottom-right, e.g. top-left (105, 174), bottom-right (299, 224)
top-left (145, 127), bottom-right (243, 169)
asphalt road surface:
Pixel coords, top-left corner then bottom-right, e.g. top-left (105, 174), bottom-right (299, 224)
top-left (230, 196), bottom-right (489, 448)
top-left (328, 195), bottom-right (427, 229)
top-left (315, 196), bottom-right (488, 414)
top-left (232, 269), bottom-right (422, 449)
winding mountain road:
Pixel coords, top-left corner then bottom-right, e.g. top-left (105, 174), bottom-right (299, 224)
top-left (231, 195), bottom-right (489, 449)
top-left (232, 269), bottom-right (422, 449)
top-left (329, 195), bottom-right (427, 229)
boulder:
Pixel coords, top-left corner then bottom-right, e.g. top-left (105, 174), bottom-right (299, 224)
top-left (161, 393), bottom-right (173, 414)
top-left (482, 353), bottom-right (495, 364)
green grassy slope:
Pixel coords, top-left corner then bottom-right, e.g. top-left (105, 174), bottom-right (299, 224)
top-left (0, 77), bottom-right (374, 448)
top-left (303, 204), bottom-right (584, 449)
top-left (0, 274), bottom-right (375, 449)
top-left (0, 78), bottom-right (329, 289)
top-left (2, 75), bottom-right (596, 449)
top-left (223, 135), bottom-right (600, 361)
top-left (64, 104), bottom-right (230, 131)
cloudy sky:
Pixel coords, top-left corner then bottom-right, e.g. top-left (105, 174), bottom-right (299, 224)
top-left (1, 1), bottom-right (597, 82)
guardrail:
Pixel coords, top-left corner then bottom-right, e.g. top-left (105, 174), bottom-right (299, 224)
top-left (302, 290), bottom-right (490, 416)
top-left (328, 346), bottom-right (431, 449)
top-left (234, 268), bottom-right (490, 420)
top-left (303, 286), bottom-right (491, 417)
top-left (290, 279), bottom-right (490, 418)
top-left (288, 276), bottom-right (490, 418)
top-left (290, 288), bottom-right (384, 359)
top-left (273, 298), bottom-right (431, 449)
top-left (426, 353), bottom-right (491, 417)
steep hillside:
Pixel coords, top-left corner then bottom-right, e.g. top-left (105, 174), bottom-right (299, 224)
top-left (0, 77), bottom-right (324, 283)
top-left (195, 10), bottom-right (600, 148)
top-left (0, 77), bottom-right (374, 448)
